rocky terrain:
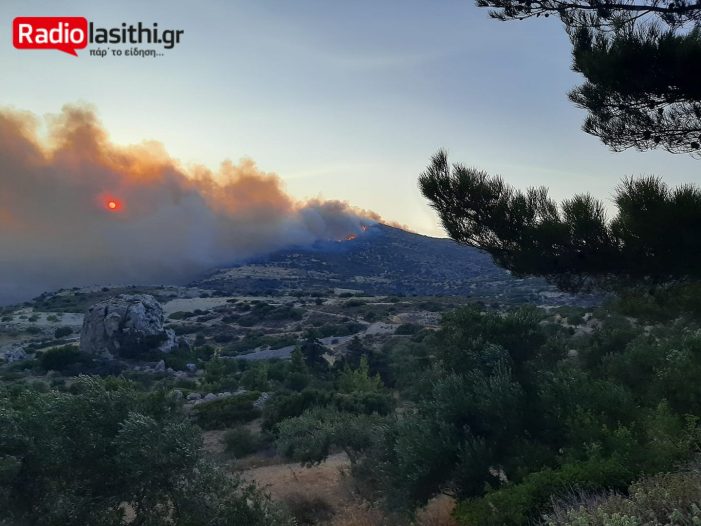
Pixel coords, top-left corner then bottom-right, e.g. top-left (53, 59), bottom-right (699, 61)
top-left (0, 224), bottom-right (599, 369)
top-left (0, 286), bottom-right (451, 367)
top-left (80, 294), bottom-right (180, 358)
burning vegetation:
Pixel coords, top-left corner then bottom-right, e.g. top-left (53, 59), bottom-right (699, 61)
top-left (0, 105), bottom-right (393, 303)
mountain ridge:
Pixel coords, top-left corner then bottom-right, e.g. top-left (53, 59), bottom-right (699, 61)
top-left (194, 223), bottom-right (586, 305)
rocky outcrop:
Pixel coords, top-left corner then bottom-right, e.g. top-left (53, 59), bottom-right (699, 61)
top-left (2, 347), bottom-right (27, 363)
top-left (79, 294), bottom-right (177, 358)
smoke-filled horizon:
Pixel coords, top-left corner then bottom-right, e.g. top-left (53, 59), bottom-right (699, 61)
top-left (0, 104), bottom-right (397, 305)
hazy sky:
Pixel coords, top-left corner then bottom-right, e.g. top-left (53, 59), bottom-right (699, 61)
top-left (2, 0), bottom-right (699, 236)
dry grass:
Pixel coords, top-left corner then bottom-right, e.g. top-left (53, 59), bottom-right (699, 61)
top-left (241, 453), bottom-right (457, 526)
top-left (201, 429), bottom-right (227, 455)
top-left (242, 452), bottom-right (352, 510)
top-left (330, 504), bottom-right (387, 526)
top-left (415, 496), bottom-right (458, 526)
top-left (328, 496), bottom-right (457, 526)
top-left (282, 492), bottom-right (336, 525)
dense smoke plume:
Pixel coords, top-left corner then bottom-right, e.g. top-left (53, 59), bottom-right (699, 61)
top-left (0, 105), bottom-right (387, 304)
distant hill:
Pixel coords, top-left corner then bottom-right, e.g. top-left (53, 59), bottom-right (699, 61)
top-left (194, 224), bottom-right (590, 305)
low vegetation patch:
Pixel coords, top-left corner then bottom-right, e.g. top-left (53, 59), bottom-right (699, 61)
top-left (193, 391), bottom-right (262, 430)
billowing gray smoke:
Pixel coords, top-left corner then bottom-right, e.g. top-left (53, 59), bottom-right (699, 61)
top-left (0, 105), bottom-right (388, 304)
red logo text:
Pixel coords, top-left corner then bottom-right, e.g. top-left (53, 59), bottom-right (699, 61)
top-left (13, 17), bottom-right (88, 56)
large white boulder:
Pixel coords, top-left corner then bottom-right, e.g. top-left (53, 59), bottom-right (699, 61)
top-left (79, 294), bottom-right (177, 358)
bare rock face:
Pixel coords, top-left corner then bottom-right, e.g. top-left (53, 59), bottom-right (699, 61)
top-left (80, 294), bottom-right (176, 358)
top-left (2, 346), bottom-right (27, 363)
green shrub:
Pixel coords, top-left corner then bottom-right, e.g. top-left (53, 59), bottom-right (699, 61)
top-left (282, 493), bottom-right (334, 525)
top-left (54, 326), bottom-right (73, 338)
top-left (312, 322), bottom-right (364, 338)
top-left (240, 365), bottom-right (269, 391)
top-left (39, 345), bottom-right (90, 372)
top-left (224, 426), bottom-right (261, 458)
top-left (285, 371), bottom-right (310, 391)
top-left (193, 392), bottom-right (261, 430)
top-left (566, 313), bottom-right (585, 326)
top-left (212, 333), bottom-right (233, 344)
top-left (343, 299), bottom-right (366, 308)
top-left (333, 391), bottom-right (395, 415)
top-left (395, 323), bottom-right (422, 335)
top-left (615, 283), bottom-right (701, 322)
top-left (267, 360), bottom-right (289, 383)
top-left (162, 346), bottom-right (212, 371)
top-left (0, 377), bottom-right (292, 526)
top-left (338, 356), bottom-right (383, 393)
top-left (543, 468), bottom-right (701, 525)
top-left (203, 354), bottom-right (238, 391)
top-left (455, 456), bottom-right (633, 526)
top-left (172, 324), bottom-right (200, 335)
top-left (262, 390), bottom-right (332, 431)
top-left (276, 408), bottom-right (385, 466)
